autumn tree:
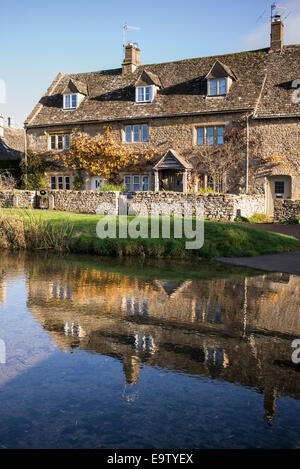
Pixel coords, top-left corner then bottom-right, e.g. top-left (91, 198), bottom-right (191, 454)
top-left (181, 117), bottom-right (277, 194)
top-left (54, 126), bottom-right (159, 185)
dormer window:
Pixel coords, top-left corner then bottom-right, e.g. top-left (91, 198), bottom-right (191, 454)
top-left (62, 79), bottom-right (88, 110)
top-left (208, 78), bottom-right (227, 96)
top-left (136, 86), bottom-right (153, 103)
top-left (64, 94), bottom-right (78, 109)
top-left (205, 61), bottom-right (237, 98)
top-left (134, 70), bottom-right (162, 104)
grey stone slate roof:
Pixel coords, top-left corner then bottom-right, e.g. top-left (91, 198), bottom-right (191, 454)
top-left (0, 127), bottom-right (24, 159)
top-left (25, 45), bottom-right (300, 128)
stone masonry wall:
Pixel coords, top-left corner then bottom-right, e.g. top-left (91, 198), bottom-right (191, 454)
top-left (274, 199), bottom-right (300, 222)
top-left (48, 190), bottom-right (119, 215)
top-left (127, 192), bottom-right (265, 221)
top-left (0, 191), bottom-right (36, 208)
top-left (0, 189), bottom-right (265, 220)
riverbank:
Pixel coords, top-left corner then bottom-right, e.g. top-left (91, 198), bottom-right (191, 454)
top-left (0, 209), bottom-right (300, 260)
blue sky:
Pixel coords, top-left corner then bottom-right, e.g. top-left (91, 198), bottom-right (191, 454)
top-left (1, 0), bottom-right (299, 127)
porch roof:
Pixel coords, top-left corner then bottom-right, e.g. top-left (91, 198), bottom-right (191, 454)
top-left (153, 149), bottom-right (193, 171)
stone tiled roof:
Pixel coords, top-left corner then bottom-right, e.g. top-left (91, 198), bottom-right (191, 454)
top-left (255, 45), bottom-right (300, 118)
top-left (0, 127), bottom-right (24, 159)
top-left (25, 45), bottom-right (300, 128)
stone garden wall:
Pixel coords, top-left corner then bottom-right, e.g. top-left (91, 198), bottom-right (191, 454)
top-left (0, 189), bottom-right (266, 220)
top-left (47, 190), bottom-right (119, 215)
top-left (127, 192), bottom-right (265, 221)
top-left (274, 199), bottom-right (300, 222)
top-left (0, 190), bottom-right (36, 208)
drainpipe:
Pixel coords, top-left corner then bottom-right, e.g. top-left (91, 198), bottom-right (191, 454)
top-left (246, 112), bottom-right (254, 194)
top-left (24, 126), bottom-right (28, 188)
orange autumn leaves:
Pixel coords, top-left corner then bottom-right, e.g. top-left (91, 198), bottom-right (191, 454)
top-left (53, 126), bottom-right (158, 184)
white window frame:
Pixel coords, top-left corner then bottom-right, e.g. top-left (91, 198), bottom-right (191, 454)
top-left (63, 93), bottom-right (78, 109)
top-left (124, 124), bottom-right (148, 143)
top-left (136, 86), bottom-right (153, 103)
top-left (123, 175), bottom-right (150, 192)
top-left (208, 78), bottom-right (227, 96)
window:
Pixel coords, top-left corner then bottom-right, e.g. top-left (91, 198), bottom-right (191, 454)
top-left (123, 175), bottom-right (149, 192)
top-left (206, 127), bottom-right (214, 146)
top-left (136, 86), bottom-right (152, 103)
top-left (208, 78), bottom-right (227, 96)
top-left (51, 176), bottom-right (56, 189)
top-left (64, 134), bottom-right (70, 149)
top-left (142, 175), bottom-right (149, 191)
top-left (196, 126), bottom-right (224, 146)
top-left (50, 175), bottom-right (71, 190)
top-left (49, 133), bottom-right (71, 150)
top-left (63, 94), bottom-right (78, 109)
top-left (65, 176), bottom-right (70, 190)
top-left (58, 176), bottom-right (63, 190)
top-left (275, 181), bottom-right (285, 197)
top-left (124, 176), bottom-right (131, 192)
top-left (133, 175), bottom-right (140, 191)
top-left (124, 124), bottom-right (148, 143)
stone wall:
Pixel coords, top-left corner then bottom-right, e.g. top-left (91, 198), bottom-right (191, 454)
top-left (47, 190), bottom-right (119, 215)
top-left (0, 189), bottom-right (266, 220)
top-left (274, 199), bottom-right (300, 222)
top-left (127, 192), bottom-right (265, 221)
top-left (0, 191), bottom-right (14, 208)
top-left (0, 191), bottom-right (36, 208)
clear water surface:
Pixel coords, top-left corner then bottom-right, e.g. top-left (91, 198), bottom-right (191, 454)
top-left (0, 252), bottom-right (299, 449)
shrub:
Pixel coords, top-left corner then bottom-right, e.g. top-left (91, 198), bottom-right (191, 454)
top-left (73, 175), bottom-right (84, 190)
top-left (101, 184), bottom-right (126, 192)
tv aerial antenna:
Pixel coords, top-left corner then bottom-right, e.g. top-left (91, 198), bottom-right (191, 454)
top-left (257, 3), bottom-right (290, 23)
top-left (122, 24), bottom-right (141, 55)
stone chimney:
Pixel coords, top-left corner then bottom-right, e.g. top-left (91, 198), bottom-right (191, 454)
top-left (7, 117), bottom-right (14, 128)
top-left (122, 43), bottom-right (141, 75)
top-left (270, 15), bottom-right (284, 52)
top-left (0, 114), bottom-right (3, 137)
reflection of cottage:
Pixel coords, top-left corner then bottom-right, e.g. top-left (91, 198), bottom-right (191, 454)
top-left (0, 280), bottom-right (6, 303)
top-left (21, 255), bottom-right (300, 423)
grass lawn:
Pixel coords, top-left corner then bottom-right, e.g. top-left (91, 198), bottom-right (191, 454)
top-left (1, 208), bottom-right (300, 260)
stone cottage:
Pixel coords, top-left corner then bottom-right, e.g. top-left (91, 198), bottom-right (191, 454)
top-left (25, 16), bottom-right (300, 216)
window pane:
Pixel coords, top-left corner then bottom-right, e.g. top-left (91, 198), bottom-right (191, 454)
top-left (141, 124), bottom-right (148, 142)
top-left (58, 176), bottom-right (63, 190)
top-left (207, 176), bottom-right (214, 190)
top-left (125, 126), bottom-right (132, 142)
top-left (217, 127), bottom-right (224, 145)
top-left (206, 127), bottom-right (214, 145)
top-left (145, 86), bottom-right (151, 101)
top-left (218, 78), bottom-right (226, 95)
top-left (50, 135), bottom-right (56, 150)
top-left (71, 94), bottom-right (77, 108)
top-left (65, 176), bottom-right (70, 190)
top-left (133, 125), bottom-right (140, 142)
top-left (209, 80), bottom-right (217, 95)
top-left (142, 175), bottom-right (149, 191)
top-left (51, 176), bottom-right (56, 189)
top-left (275, 181), bottom-right (285, 194)
top-left (57, 135), bottom-right (63, 149)
top-left (64, 95), bottom-right (70, 108)
top-left (138, 87), bottom-right (144, 102)
top-left (197, 128), bottom-right (204, 145)
top-left (64, 134), bottom-right (70, 149)
top-left (133, 175), bottom-right (140, 191)
top-left (124, 176), bottom-right (131, 192)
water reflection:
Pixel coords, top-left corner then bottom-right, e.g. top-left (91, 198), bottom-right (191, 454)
top-left (0, 252), bottom-right (300, 447)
